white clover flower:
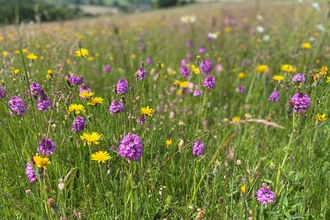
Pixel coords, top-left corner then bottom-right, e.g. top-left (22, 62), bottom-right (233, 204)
top-left (262, 35), bottom-right (270, 41)
top-left (256, 26), bottom-right (264, 33)
top-left (256, 15), bottom-right (263, 21)
top-left (207, 32), bottom-right (217, 39)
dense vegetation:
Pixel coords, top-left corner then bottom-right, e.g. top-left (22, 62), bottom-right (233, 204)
top-left (0, 1), bottom-right (329, 219)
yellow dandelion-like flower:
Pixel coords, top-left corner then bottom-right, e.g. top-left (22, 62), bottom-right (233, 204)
top-left (75, 48), bottom-right (89, 57)
top-left (301, 42), bottom-right (311, 49)
top-left (27, 53), bottom-right (38, 61)
top-left (273, 75), bottom-right (284, 81)
top-left (326, 76), bottom-right (330, 83)
top-left (68, 104), bottom-right (86, 115)
top-left (257, 65), bottom-right (268, 74)
top-left (238, 72), bottom-right (245, 79)
top-left (2, 51), bottom-right (8, 57)
top-left (141, 106), bottom-right (154, 116)
top-left (80, 90), bottom-right (94, 98)
top-left (191, 64), bottom-right (200, 74)
top-left (88, 56), bottom-right (94, 61)
top-left (47, 69), bottom-right (53, 75)
top-left (15, 50), bottom-right (19, 55)
top-left (180, 81), bottom-right (189, 88)
top-left (131, 54), bottom-right (136, 59)
top-left (224, 27), bottom-right (232, 33)
top-left (91, 151), bottom-right (111, 163)
top-left (22, 48), bottom-right (28, 54)
top-left (313, 73), bottom-right (320, 82)
top-left (196, 55), bottom-right (201, 60)
top-left (316, 113), bottom-right (327, 122)
top-left (166, 139), bottom-right (172, 147)
top-left (232, 116), bottom-right (240, 123)
top-left (12, 69), bottom-right (19, 74)
top-left (33, 155), bottom-right (50, 169)
top-left (319, 66), bottom-right (328, 77)
top-left (109, 56), bottom-right (114, 61)
top-left (88, 97), bottom-right (104, 106)
top-left (80, 132), bottom-right (101, 146)
top-left (177, 89), bottom-right (183, 95)
top-left (46, 75), bottom-right (51, 80)
top-left (240, 184), bottom-right (246, 194)
top-left (174, 80), bottom-right (181, 85)
top-left (0, 35), bottom-right (3, 41)
top-left (281, 64), bottom-right (296, 73)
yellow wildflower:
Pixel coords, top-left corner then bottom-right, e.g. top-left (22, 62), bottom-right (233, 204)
top-left (68, 104), bottom-right (85, 115)
top-left (191, 64), bottom-right (200, 74)
top-left (301, 42), bottom-right (311, 49)
top-left (232, 116), bottom-right (240, 123)
top-left (326, 76), bottom-right (330, 83)
top-left (80, 132), bottom-right (101, 146)
top-left (173, 80), bottom-right (181, 85)
top-left (141, 106), bottom-right (154, 116)
top-left (91, 151), bottom-right (111, 163)
top-left (75, 48), bottom-right (89, 57)
top-left (273, 75), bottom-right (284, 81)
top-left (88, 56), bottom-right (94, 61)
top-left (316, 113), bottom-right (327, 122)
top-left (88, 97), bottom-right (103, 106)
top-left (2, 51), bottom-right (8, 57)
top-left (131, 54), bottom-right (136, 59)
top-left (47, 69), bottom-right (53, 75)
top-left (34, 155), bottom-right (50, 169)
top-left (281, 64), bottom-right (297, 73)
top-left (79, 90), bottom-right (94, 99)
top-left (12, 69), bottom-right (19, 74)
top-left (177, 89), bottom-right (183, 95)
top-left (257, 65), bottom-right (268, 74)
top-left (180, 81), bottom-right (189, 88)
top-left (27, 53), bottom-right (38, 61)
top-left (166, 139), bottom-right (172, 147)
top-left (240, 184), bottom-right (246, 194)
top-left (238, 72), bottom-right (245, 79)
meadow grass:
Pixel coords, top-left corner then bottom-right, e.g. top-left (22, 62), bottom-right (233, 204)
top-left (0, 1), bottom-right (330, 219)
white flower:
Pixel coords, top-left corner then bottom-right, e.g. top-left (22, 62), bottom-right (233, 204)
top-left (309, 36), bottom-right (315, 42)
top-left (207, 33), bottom-right (217, 39)
top-left (317, 24), bottom-right (325, 31)
top-left (180, 15), bottom-right (196, 23)
top-left (312, 2), bottom-right (320, 11)
top-left (256, 26), bottom-right (264, 33)
top-left (262, 35), bottom-right (270, 41)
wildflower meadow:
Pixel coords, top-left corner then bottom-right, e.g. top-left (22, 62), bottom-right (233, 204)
top-left (1, 1), bottom-right (330, 219)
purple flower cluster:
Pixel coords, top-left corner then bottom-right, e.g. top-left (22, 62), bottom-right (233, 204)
top-left (203, 75), bottom-right (216, 89)
top-left (38, 138), bottom-right (56, 156)
top-left (29, 83), bottom-right (51, 112)
top-left (193, 89), bottom-right (202, 97)
top-left (30, 82), bottom-right (42, 96)
top-left (0, 86), bottom-right (6, 98)
top-left (109, 100), bottom-right (124, 114)
top-left (200, 59), bottom-right (212, 74)
top-left (292, 73), bottom-right (305, 83)
top-left (136, 66), bottom-right (147, 80)
top-left (256, 186), bottom-right (275, 205)
top-left (103, 64), bottom-right (111, 74)
top-left (268, 90), bottom-right (280, 102)
top-left (180, 64), bottom-right (190, 78)
top-left (140, 44), bottom-right (146, 52)
top-left (71, 116), bottom-right (85, 132)
top-left (115, 78), bottom-right (128, 94)
top-left (66, 74), bottom-right (83, 86)
top-left (79, 84), bottom-right (92, 94)
top-left (37, 91), bottom-right (51, 112)
top-left (25, 160), bottom-right (37, 183)
top-left (291, 92), bottom-right (310, 113)
top-left (198, 46), bottom-right (206, 54)
top-left (192, 140), bottom-right (205, 157)
top-left (147, 56), bottom-right (153, 64)
top-left (8, 96), bottom-right (28, 116)
top-left (236, 85), bottom-right (245, 93)
top-left (118, 134), bottom-right (143, 161)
